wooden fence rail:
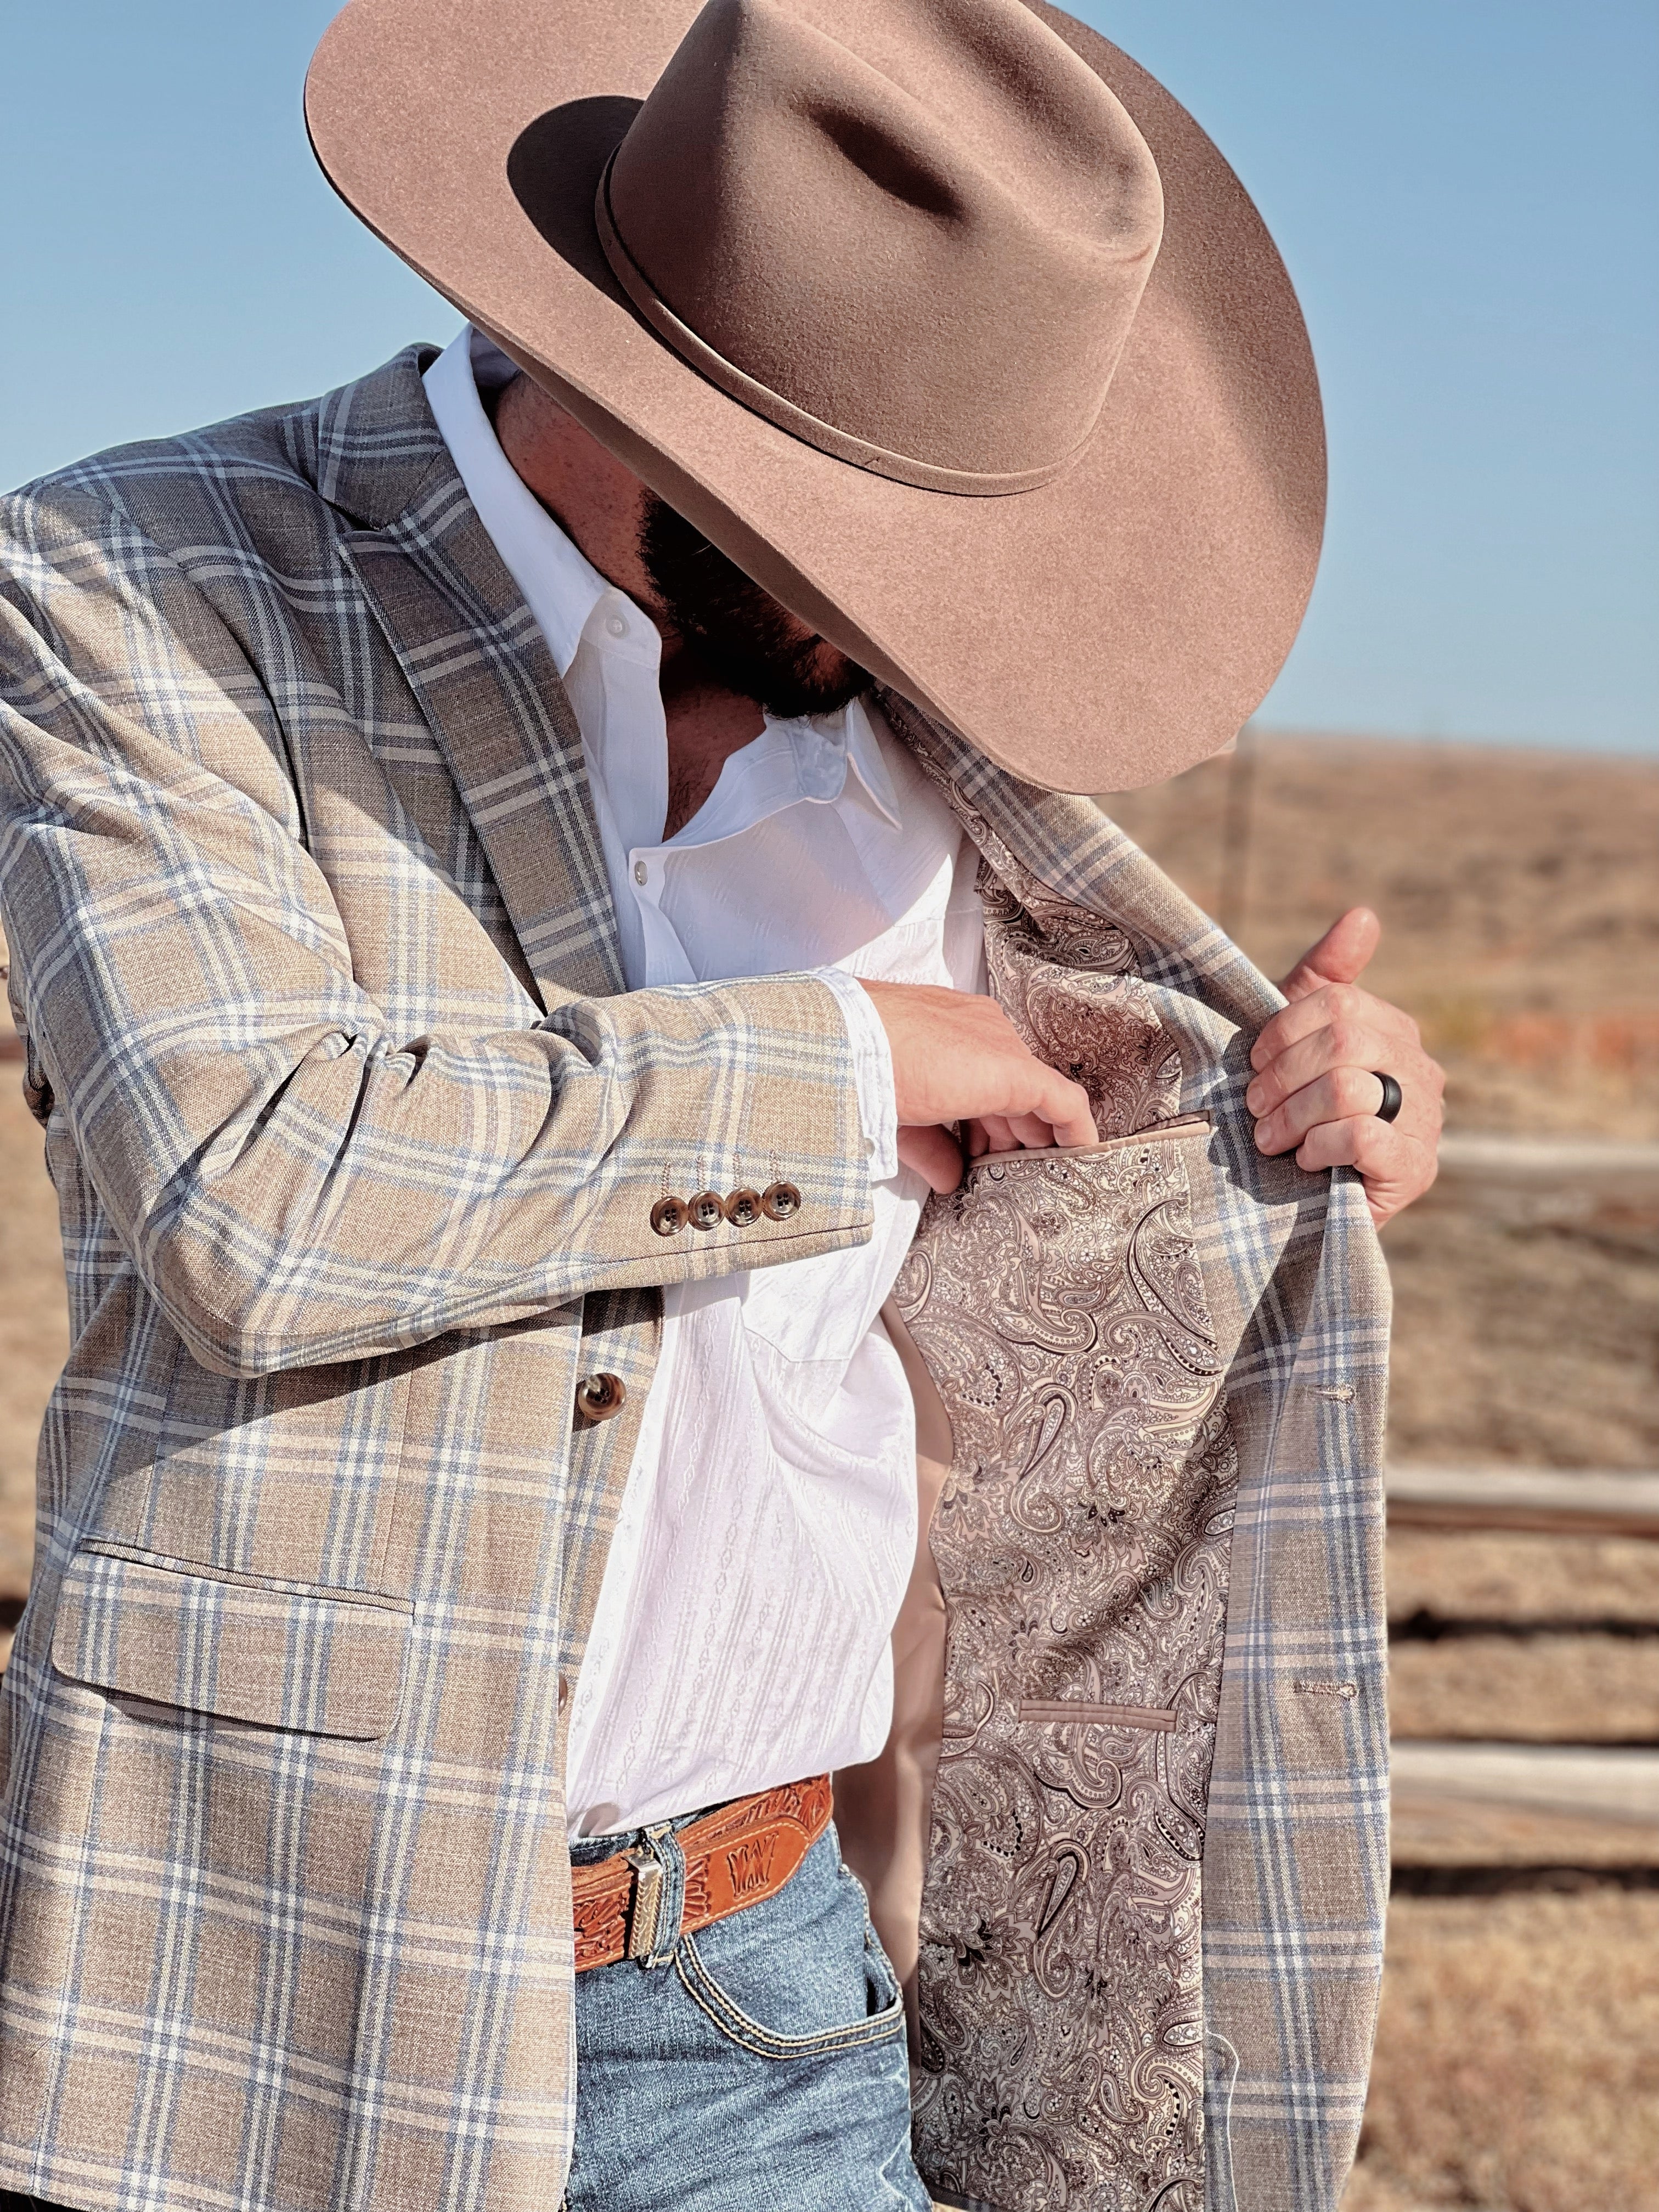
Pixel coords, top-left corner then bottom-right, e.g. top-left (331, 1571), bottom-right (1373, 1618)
top-left (1386, 1464), bottom-right (1659, 1539)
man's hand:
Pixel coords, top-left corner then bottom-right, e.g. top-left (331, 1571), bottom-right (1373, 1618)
top-left (860, 980), bottom-right (1096, 1194)
top-left (1248, 908), bottom-right (1444, 1228)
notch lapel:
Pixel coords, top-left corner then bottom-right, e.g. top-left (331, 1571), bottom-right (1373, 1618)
top-left (340, 425), bottom-right (624, 1008)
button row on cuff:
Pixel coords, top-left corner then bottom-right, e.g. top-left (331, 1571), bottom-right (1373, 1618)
top-left (650, 1183), bottom-right (802, 1237)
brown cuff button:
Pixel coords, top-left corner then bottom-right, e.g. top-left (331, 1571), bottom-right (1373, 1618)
top-left (760, 1181), bottom-right (803, 1222)
top-left (725, 1188), bottom-right (762, 1228)
top-left (687, 1190), bottom-right (726, 1231)
top-left (650, 1195), bottom-right (689, 1237)
top-left (574, 1372), bottom-right (627, 1424)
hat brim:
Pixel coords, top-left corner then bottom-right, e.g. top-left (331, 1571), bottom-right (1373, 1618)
top-left (306, 0), bottom-right (1325, 794)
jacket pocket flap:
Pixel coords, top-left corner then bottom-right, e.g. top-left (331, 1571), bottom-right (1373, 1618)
top-left (51, 1544), bottom-right (413, 1741)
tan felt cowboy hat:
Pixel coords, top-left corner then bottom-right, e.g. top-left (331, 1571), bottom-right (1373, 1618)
top-left (306, 0), bottom-right (1325, 794)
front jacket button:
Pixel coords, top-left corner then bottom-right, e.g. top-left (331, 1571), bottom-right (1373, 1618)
top-left (575, 1372), bottom-right (628, 1424)
top-left (650, 1195), bottom-right (689, 1237)
top-left (726, 1188), bottom-right (762, 1228)
top-left (760, 1181), bottom-right (803, 1222)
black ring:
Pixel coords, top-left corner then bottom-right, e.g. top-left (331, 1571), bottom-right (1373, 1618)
top-left (1373, 1072), bottom-right (1404, 1124)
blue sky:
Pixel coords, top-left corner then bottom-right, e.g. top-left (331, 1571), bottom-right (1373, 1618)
top-left (3, 1), bottom-right (1654, 753)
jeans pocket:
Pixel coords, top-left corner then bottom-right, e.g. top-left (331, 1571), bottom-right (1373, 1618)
top-left (675, 1919), bottom-right (907, 2062)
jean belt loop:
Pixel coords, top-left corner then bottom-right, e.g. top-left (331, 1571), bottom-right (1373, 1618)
top-left (624, 1820), bottom-right (688, 1971)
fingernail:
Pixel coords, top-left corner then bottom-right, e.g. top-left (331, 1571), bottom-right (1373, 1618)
top-left (1245, 1082), bottom-right (1264, 1113)
top-left (1253, 1119), bottom-right (1273, 1152)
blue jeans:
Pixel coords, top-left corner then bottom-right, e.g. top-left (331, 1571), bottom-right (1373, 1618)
top-left (563, 1812), bottom-right (931, 2211)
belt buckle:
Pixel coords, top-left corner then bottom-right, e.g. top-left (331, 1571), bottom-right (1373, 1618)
top-left (623, 1847), bottom-right (666, 1962)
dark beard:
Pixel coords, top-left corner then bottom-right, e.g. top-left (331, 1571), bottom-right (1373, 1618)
top-left (639, 494), bottom-right (870, 720)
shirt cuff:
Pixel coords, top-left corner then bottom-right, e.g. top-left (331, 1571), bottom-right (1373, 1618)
top-left (814, 966), bottom-right (899, 1184)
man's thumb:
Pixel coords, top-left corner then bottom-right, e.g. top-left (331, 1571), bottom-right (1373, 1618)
top-left (1278, 907), bottom-right (1381, 1001)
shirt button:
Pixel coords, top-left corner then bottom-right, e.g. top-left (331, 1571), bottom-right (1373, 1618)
top-left (606, 613), bottom-right (628, 639)
top-left (634, 860), bottom-right (648, 885)
top-left (574, 1371), bottom-right (628, 1424)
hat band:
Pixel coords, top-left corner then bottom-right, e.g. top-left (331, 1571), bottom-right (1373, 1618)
top-left (595, 153), bottom-right (1082, 499)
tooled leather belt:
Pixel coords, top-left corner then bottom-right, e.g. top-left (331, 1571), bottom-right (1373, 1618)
top-left (571, 1775), bottom-right (834, 1972)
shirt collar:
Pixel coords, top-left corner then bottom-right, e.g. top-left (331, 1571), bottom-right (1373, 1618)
top-left (422, 325), bottom-right (612, 678)
top-left (840, 694), bottom-right (904, 829)
top-left (662, 693), bottom-right (902, 855)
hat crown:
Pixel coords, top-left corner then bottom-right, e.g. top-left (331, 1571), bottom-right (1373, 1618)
top-left (600, 0), bottom-right (1164, 492)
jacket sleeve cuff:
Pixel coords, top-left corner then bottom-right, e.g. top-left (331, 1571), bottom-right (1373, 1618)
top-left (812, 967), bottom-right (899, 1184)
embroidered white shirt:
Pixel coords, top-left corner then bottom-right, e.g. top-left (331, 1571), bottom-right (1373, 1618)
top-left (425, 327), bottom-right (984, 1835)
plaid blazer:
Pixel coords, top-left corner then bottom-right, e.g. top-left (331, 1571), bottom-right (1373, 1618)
top-left (0, 349), bottom-right (1389, 2212)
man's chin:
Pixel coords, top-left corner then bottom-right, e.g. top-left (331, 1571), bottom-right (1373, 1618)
top-left (638, 492), bottom-right (869, 720)
top-left (759, 655), bottom-right (870, 723)
top-left (688, 632), bottom-right (870, 722)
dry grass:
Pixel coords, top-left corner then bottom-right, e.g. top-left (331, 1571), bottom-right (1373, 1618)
top-left (1390, 1633), bottom-right (1659, 1742)
top-left (1387, 1530), bottom-right (1659, 1625)
top-left (1384, 1203), bottom-right (1658, 1471)
top-left (1347, 1889), bottom-right (1659, 2212)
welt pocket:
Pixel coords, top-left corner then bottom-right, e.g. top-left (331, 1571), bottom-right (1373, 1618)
top-left (1019, 1698), bottom-right (1178, 1733)
top-left (967, 1113), bottom-right (1212, 1170)
top-left (50, 1542), bottom-right (413, 1742)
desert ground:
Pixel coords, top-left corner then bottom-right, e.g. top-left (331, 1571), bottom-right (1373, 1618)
top-left (3, 732), bottom-right (1657, 2208)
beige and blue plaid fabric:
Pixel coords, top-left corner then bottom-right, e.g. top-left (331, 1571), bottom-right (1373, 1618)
top-left (0, 349), bottom-right (1387, 2212)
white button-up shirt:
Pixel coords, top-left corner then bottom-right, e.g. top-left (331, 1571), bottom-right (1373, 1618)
top-left (425, 328), bottom-right (983, 1835)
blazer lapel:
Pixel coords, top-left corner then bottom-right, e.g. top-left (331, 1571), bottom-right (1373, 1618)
top-left (330, 361), bottom-right (623, 1007)
top-left (879, 686), bottom-right (1282, 1035)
